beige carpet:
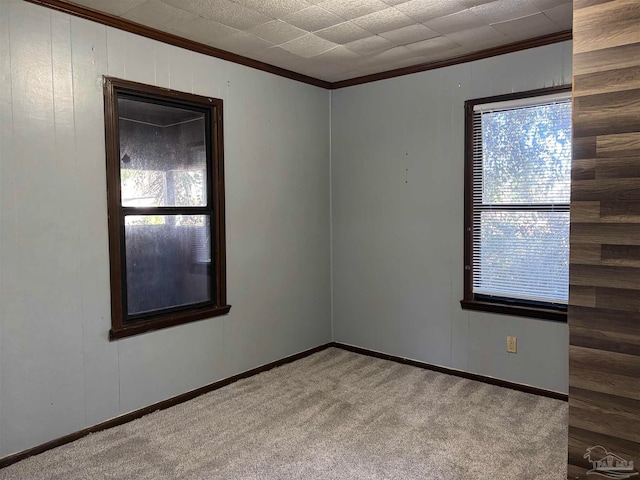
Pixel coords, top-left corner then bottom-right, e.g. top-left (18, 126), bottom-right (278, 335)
top-left (0, 347), bottom-right (568, 479)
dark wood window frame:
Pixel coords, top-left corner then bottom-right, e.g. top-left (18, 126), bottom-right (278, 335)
top-left (104, 77), bottom-right (230, 340)
top-left (461, 85), bottom-right (571, 323)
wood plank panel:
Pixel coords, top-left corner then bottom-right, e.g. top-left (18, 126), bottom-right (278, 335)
top-left (572, 158), bottom-right (596, 180)
top-left (569, 306), bottom-right (640, 335)
top-left (570, 202), bottom-right (640, 225)
top-left (601, 202), bottom-right (640, 220)
top-left (573, 0), bottom-right (640, 54)
top-left (569, 0), bottom-right (640, 475)
top-left (574, 0), bottom-right (617, 9)
top-left (572, 178), bottom-right (640, 201)
top-left (570, 326), bottom-right (640, 356)
top-left (597, 132), bottom-right (640, 157)
top-left (573, 65), bottom-right (640, 97)
top-left (600, 245), bottom-right (640, 266)
top-left (570, 387), bottom-right (640, 420)
top-left (569, 367), bottom-right (640, 401)
top-left (596, 156), bottom-right (640, 178)
top-left (573, 89), bottom-right (640, 137)
top-left (570, 243), bottom-right (601, 264)
top-left (571, 223), bottom-right (640, 244)
top-left (601, 245), bottom-right (640, 265)
top-left (570, 345), bottom-right (640, 378)
top-left (569, 406), bottom-right (640, 443)
top-left (571, 202), bottom-right (600, 223)
top-left (569, 285), bottom-right (596, 307)
top-left (595, 286), bottom-right (640, 312)
top-left (573, 136), bottom-right (597, 159)
top-left (569, 426), bottom-right (640, 469)
top-left (570, 264), bottom-right (640, 289)
top-left (573, 43), bottom-right (640, 76)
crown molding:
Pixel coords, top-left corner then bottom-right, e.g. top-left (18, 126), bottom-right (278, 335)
top-left (330, 30), bottom-right (573, 89)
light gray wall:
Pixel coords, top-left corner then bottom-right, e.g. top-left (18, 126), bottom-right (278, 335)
top-left (331, 42), bottom-right (572, 394)
top-left (0, 0), bottom-right (331, 457)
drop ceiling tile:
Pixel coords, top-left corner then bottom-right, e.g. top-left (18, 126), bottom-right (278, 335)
top-left (248, 20), bottom-right (308, 44)
top-left (444, 24), bottom-right (504, 47)
top-left (424, 10), bottom-right (486, 35)
top-left (396, 0), bottom-right (467, 23)
top-left (491, 12), bottom-right (556, 36)
top-left (283, 6), bottom-right (344, 31)
top-left (299, 54), bottom-right (346, 69)
top-left (380, 24), bottom-right (439, 45)
top-left (233, 0), bottom-right (313, 18)
top-left (388, 54), bottom-right (432, 69)
top-left (315, 21), bottom-right (371, 44)
top-left (214, 32), bottom-right (274, 55)
top-left (446, 35), bottom-right (505, 51)
top-left (501, 21), bottom-right (561, 42)
top-left (352, 7), bottom-right (415, 34)
top-left (456, 0), bottom-right (496, 7)
top-left (405, 35), bottom-right (460, 54)
top-left (261, 51), bottom-right (347, 79)
top-left (313, 45), bottom-right (362, 63)
top-left (160, 0), bottom-right (226, 16)
top-left (278, 34), bottom-right (338, 57)
top-left (353, 45), bottom-right (416, 68)
top-left (340, 66), bottom-right (380, 78)
top-left (415, 44), bottom-right (468, 62)
top-left (162, 0), bottom-right (272, 30)
top-left (342, 63), bottom-right (395, 78)
top-left (167, 17), bottom-right (241, 44)
top-left (323, 71), bottom-right (354, 82)
top-left (543, 3), bottom-right (573, 28)
top-left (318, 0), bottom-right (390, 20)
top-left (206, 3), bottom-right (273, 30)
top-left (471, 0), bottom-right (540, 24)
top-left (298, 62), bottom-right (351, 81)
top-left (532, 0), bottom-right (569, 10)
top-left (71, 0), bottom-right (148, 16)
top-left (344, 35), bottom-right (393, 55)
top-left (122, 0), bottom-right (198, 30)
top-left (249, 46), bottom-right (311, 66)
top-left (319, 65), bottom-right (353, 77)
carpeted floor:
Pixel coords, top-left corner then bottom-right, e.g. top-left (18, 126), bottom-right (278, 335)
top-left (0, 347), bottom-right (568, 479)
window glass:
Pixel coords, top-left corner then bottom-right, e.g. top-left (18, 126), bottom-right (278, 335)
top-left (462, 87), bottom-right (571, 320)
top-left (118, 97), bottom-right (207, 207)
top-left (125, 215), bottom-right (211, 316)
top-left (475, 211), bottom-right (570, 304)
top-left (104, 77), bottom-right (229, 340)
top-left (481, 103), bottom-right (571, 205)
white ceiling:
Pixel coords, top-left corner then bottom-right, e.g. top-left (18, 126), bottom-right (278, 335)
top-left (68, 0), bottom-right (573, 83)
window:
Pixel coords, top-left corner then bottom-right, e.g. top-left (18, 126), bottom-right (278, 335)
top-left (103, 77), bottom-right (230, 340)
top-left (461, 86), bottom-right (571, 321)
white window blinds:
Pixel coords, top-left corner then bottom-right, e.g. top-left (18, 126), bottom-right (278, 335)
top-left (471, 93), bottom-right (572, 306)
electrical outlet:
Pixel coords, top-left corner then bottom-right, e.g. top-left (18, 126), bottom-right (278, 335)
top-left (507, 336), bottom-right (517, 353)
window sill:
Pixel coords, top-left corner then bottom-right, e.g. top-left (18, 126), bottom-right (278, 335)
top-left (460, 299), bottom-right (566, 322)
top-left (109, 304), bottom-right (231, 340)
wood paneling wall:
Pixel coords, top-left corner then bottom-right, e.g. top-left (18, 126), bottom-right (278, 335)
top-left (569, 0), bottom-right (640, 477)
